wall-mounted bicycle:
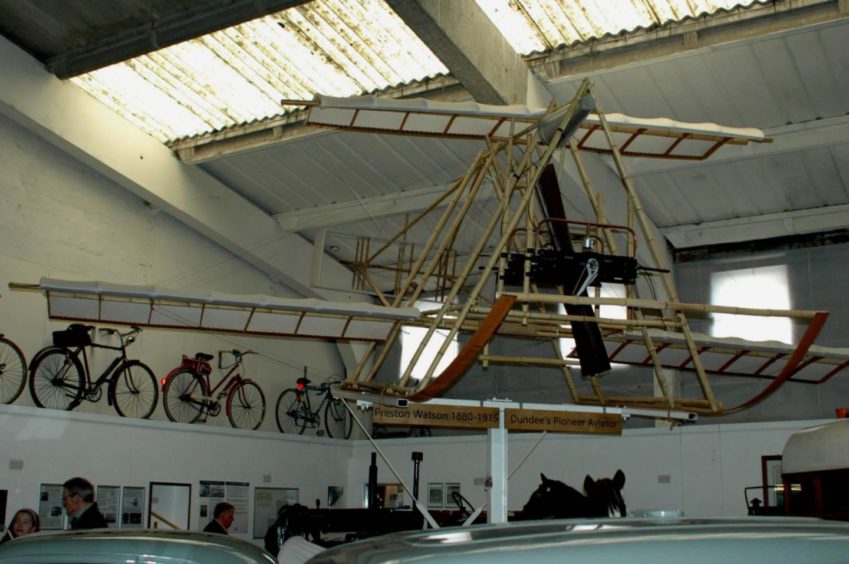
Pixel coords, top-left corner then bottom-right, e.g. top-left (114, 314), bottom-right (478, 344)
top-left (162, 349), bottom-right (266, 430)
top-left (275, 369), bottom-right (352, 439)
top-left (28, 324), bottom-right (158, 418)
top-left (0, 333), bottom-right (27, 404)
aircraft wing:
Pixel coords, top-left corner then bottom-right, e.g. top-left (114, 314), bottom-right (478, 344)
top-left (19, 278), bottom-right (420, 342)
top-left (304, 94), bottom-right (768, 160)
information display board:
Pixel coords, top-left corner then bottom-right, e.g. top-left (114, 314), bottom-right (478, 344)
top-left (374, 403), bottom-right (622, 435)
top-left (38, 484), bottom-right (65, 530)
top-left (121, 486), bottom-right (145, 528)
top-left (253, 487), bottom-right (299, 539)
top-left (96, 485), bottom-right (120, 527)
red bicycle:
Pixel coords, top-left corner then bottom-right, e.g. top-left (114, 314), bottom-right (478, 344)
top-left (161, 349), bottom-right (266, 430)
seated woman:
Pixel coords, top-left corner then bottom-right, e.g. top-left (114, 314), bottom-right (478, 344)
top-left (1, 508), bottom-right (40, 543)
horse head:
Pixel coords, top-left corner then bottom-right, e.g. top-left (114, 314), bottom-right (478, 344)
top-left (583, 469), bottom-right (627, 517)
top-left (519, 473), bottom-right (588, 520)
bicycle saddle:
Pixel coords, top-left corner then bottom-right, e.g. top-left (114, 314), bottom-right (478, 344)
top-left (296, 377), bottom-right (311, 388)
top-left (194, 352), bottom-right (214, 361)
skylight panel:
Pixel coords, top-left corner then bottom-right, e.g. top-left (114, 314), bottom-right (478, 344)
top-left (476, 0), bottom-right (758, 55)
top-left (69, 0), bottom-right (448, 143)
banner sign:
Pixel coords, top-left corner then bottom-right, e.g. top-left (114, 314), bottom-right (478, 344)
top-left (505, 408), bottom-right (622, 435)
top-left (374, 403), bottom-right (498, 429)
top-left (374, 404), bottom-right (622, 435)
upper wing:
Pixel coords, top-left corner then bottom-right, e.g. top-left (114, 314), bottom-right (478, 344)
top-left (304, 94), bottom-right (768, 160)
top-left (27, 278), bottom-right (419, 342)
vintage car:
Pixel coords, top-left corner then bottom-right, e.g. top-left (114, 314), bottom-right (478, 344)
top-left (306, 516), bottom-right (849, 564)
top-left (0, 528), bottom-right (276, 563)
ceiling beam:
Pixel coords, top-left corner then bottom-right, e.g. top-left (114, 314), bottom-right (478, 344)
top-left (386, 0), bottom-right (528, 105)
top-left (47, 0), bottom-right (310, 78)
top-left (275, 181), bottom-right (467, 231)
top-left (0, 34), bottom-right (354, 303)
top-left (663, 204), bottom-right (849, 249)
top-left (534, 0), bottom-right (848, 81)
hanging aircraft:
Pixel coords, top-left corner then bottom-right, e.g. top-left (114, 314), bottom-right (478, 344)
top-left (15, 79), bottom-right (847, 420)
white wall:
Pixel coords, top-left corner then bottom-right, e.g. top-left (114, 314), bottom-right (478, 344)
top-left (0, 112), bottom-right (345, 432)
top-left (0, 404), bottom-right (351, 544)
top-left (347, 417), bottom-right (828, 518)
top-left (0, 403), bottom-right (830, 544)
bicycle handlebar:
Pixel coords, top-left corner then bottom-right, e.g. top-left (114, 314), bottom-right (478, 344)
top-left (219, 349), bottom-right (254, 358)
top-left (95, 325), bottom-right (141, 346)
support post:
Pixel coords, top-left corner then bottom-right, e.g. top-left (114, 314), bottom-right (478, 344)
top-left (488, 407), bottom-right (508, 523)
top-left (412, 451), bottom-right (423, 501)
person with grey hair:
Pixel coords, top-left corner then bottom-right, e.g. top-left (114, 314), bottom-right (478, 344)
top-left (62, 477), bottom-right (108, 530)
top-left (203, 502), bottom-right (235, 535)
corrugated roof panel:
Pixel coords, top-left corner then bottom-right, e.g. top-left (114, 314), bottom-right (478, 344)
top-left (476, 0), bottom-right (765, 54)
top-left (70, 0), bottom-right (448, 142)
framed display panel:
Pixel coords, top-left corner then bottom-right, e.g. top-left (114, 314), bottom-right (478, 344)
top-left (327, 486), bottom-right (343, 507)
top-left (362, 483), bottom-right (404, 509)
top-left (95, 485), bottom-right (120, 527)
top-left (149, 482), bottom-right (191, 530)
top-left (121, 486), bottom-right (145, 528)
top-left (427, 483), bottom-right (444, 509)
top-left (444, 483), bottom-right (461, 509)
top-left (762, 455), bottom-right (784, 509)
top-left (253, 488), bottom-right (299, 539)
top-left (0, 489), bottom-right (6, 531)
top-left (37, 484), bottom-right (65, 530)
top-left (200, 481), bottom-right (249, 536)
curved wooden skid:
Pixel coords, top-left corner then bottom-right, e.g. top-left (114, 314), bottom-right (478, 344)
top-left (408, 295), bottom-right (517, 401)
top-left (708, 311), bottom-right (830, 416)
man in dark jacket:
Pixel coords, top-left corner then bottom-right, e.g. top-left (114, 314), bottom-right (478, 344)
top-left (62, 477), bottom-right (108, 530)
top-left (203, 502), bottom-right (235, 534)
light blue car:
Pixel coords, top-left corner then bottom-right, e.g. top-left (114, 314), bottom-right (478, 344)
top-left (0, 528), bottom-right (276, 563)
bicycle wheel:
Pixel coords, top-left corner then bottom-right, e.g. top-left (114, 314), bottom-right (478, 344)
top-left (110, 360), bottom-right (158, 419)
top-left (275, 389), bottom-right (308, 434)
top-left (29, 348), bottom-right (84, 410)
top-left (226, 380), bottom-right (266, 430)
top-left (163, 369), bottom-right (207, 423)
top-left (0, 335), bottom-right (27, 404)
top-left (324, 397), bottom-right (353, 439)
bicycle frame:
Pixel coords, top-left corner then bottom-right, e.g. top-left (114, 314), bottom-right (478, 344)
top-left (297, 381), bottom-right (334, 424)
top-left (63, 338), bottom-right (132, 402)
top-left (192, 354), bottom-right (245, 403)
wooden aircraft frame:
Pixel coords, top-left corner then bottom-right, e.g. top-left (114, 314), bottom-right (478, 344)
top-left (312, 79), bottom-right (839, 417)
top-left (14, 79), bottom-right (845, 420)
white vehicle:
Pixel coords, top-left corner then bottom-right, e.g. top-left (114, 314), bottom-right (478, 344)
top-left (306, 517), bottom-right (849, 564)
top-left (782, 418), bottom-right (849, 520)
top-left (0, 528), bottom-right (276, 564)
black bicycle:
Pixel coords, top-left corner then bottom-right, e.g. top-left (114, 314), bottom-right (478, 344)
top-left (0, 333), bottom-right (27, 404)
top-left (28, 324), bottom-right (158, 418)
top-left (275, 374), bottom-right (353, 439)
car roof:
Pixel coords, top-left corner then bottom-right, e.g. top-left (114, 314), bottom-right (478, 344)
top-left (307, 517), bottom-right (849, 564)
top-left (0, 528), bottom-right (276, 563)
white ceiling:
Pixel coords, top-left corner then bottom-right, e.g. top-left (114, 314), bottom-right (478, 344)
top-left (2, 0), bottom-right (848, 291)
top-left (546, 18), bottom-right (849, 241)
top-left (198, 15), bottom-right (849, 264)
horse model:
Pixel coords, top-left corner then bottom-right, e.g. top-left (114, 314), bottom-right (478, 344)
top-left (517, 470), bottom-right (626, 520)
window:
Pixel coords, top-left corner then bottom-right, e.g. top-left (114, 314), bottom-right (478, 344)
top-left (400, 300), bottom-right (458, 381)
top-left (710, 265), bottom-right (791, 344)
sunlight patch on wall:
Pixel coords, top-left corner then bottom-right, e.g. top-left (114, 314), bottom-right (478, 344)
top-left (401, 300), bottom-right (458, 381)
top-left (711, 264), bottom-right (791, 344)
